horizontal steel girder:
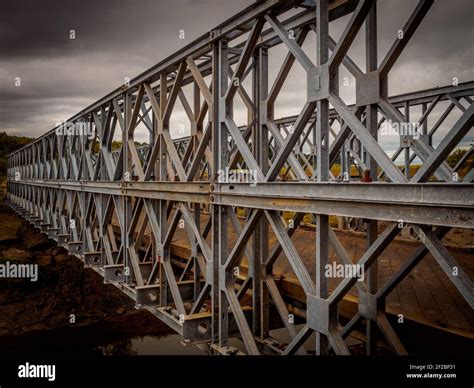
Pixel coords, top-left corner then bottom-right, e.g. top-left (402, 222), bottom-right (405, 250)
top-left (8, 180), bottom-right (474, 228)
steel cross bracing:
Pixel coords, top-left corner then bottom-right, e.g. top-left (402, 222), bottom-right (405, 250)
top-left (6, 0), bottom-right (474, 355)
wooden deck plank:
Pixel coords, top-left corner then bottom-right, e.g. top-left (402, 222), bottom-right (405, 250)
top-left (409, 262), bottom-right (448, 327)
top-left (419, 255), bottom-right (472, 331)
top-left (429, 253), bottom-right (474, 331)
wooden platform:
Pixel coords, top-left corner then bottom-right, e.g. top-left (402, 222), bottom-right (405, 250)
top-left (164, 213), bottom-right (474, 339)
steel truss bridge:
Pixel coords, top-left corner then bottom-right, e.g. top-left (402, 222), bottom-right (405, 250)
top-left (6, 0), bottom-right (474, 355)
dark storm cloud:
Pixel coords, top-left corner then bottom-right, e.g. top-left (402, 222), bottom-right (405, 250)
top-left (0, 0), bottom-right (250, 58)
top-left (0, 0), bottom-right (473, 142)
top-left (0, 0), bottom-right (252, 136)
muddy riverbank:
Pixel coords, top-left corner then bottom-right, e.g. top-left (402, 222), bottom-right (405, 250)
top-left (0, 198), bottom-right (187, 353)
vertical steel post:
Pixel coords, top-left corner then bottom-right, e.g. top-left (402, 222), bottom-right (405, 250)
top-left (404, 101), bottom-right (410, 179)
top-left (315, 0), bottom-right (330, 356)
top-left (212, 38), bottom-right (229, 347)
top-left (252, 46), bottom-right (269, 339)
top-left (365, 1), bottom-right (379, 355)
top-left (159, 73), bottom-right (169, 306)
top-left (124, 92), bottom-right (132, 284)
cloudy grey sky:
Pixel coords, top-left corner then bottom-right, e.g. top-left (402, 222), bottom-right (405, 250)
top-left (0, 0), bottom-right (473, 153)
